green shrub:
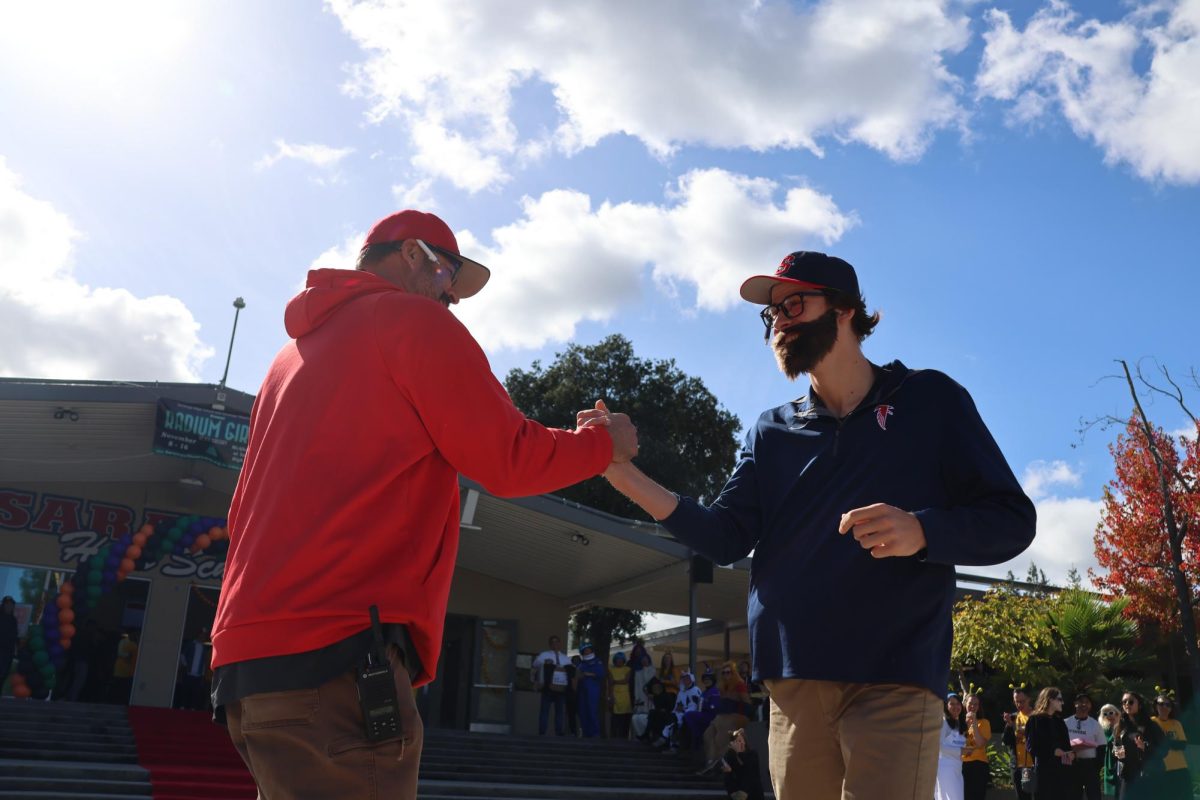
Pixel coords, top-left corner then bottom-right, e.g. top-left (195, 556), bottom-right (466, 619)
top-left (989, 743), bottom-right (1013, 789)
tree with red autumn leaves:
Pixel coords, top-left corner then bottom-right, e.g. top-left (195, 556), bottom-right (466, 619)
top-left (1091, 360), bottom-right (1200, 691)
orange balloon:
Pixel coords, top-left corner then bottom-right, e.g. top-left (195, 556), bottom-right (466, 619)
top-left (58, 608), bottom-right (75, 624)
top-left (132, 534), bottom-right (147, 547)
top-left (194, 534), bottom-right (212, 551)
top-left (120, 558), bottom-right (136, 572)
top-left (56, 595), bottom-right (72, 610)
top-left (212, 527), bottom-right (228, 541)
top-left (140, 522), bottom-right (154, 535)
top-left (126, 545), bottom-right (142, 560)
top-left (60, 582), bottom-right (74, 595)
top-left (60, 638), bottom-right (72, 649)
top-left (60, 623), bottom-right (76, 638)
top-left (9, 673), bottom-right (25, 686)
top-left (14, 684), bottom-right (32, 698)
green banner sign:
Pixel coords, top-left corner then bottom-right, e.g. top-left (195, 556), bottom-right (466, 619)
top-left (153, 399), bottom-right (250, 470)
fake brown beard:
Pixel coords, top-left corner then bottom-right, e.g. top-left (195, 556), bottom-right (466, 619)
top-left (772, 308), bottom-right (840, 379)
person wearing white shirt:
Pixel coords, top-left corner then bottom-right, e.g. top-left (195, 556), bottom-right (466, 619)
top-left (531, 634), bottom-right (571, 735)
top-left (1065, 693), bottom-right (1105, 800)
top-left (936, 693), bottom-right (967, 800)
top-left (674, 672), bottom-right (704, 723)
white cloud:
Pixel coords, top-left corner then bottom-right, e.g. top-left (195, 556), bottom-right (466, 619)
top-left (1171, 421), bottom-right (1198, 442)
top-left (307, 233), bottom-right (365, 275)
top-left (1021, 458), bottom-right (1083, 501)
top-left (327, 0), bottom-right (972, 191)
top-left (969, 457), bottom-right (1103, 587)
top-left (255, 139), bottom-right (354, 183)
top-left (977, 0), bottom-right (1200, 184)
top-left (451, 168), bottom-right (855, 349)
top-left (392, 177), bottom-right (439, 211)
top-left (982, 495), bottom-right (1104, 588)
top-left (0, 157), bottom-right (212, 381)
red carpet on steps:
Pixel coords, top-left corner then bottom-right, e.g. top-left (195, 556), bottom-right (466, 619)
top-left (127, 706), bottom-right (257, 800)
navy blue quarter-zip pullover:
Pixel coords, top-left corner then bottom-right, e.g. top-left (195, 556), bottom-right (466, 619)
top-left (661, 360), bottom-right (1035, 698)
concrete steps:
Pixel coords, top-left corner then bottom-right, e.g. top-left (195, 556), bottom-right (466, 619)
top-left (418, 728), bottom-right (729, 798)
top-left (0, 699), bottom-right (742, 799)
top-left (0, 700), bottom-right (152, 799)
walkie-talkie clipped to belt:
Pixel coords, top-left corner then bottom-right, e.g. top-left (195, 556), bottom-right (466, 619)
top-left (356, 605), bottom-right (402, 741)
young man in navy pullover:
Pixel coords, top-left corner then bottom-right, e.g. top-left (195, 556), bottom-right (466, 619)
top-left (600, 252), bottom-right (1036, 800)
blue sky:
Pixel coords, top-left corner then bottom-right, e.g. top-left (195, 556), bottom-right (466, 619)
top-left (2, 0), bottom-right (1198, 595)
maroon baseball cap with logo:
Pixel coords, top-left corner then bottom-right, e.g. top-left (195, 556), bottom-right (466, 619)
top-left (739, 251), bottom-right (859, 305)
top-left (363, 210), bottom-right (491, 299)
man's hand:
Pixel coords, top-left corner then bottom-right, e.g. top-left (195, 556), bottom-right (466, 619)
top-left (838, 503), bottom-right (927, 558)
top-left (577, 400), bottom-right (638, 463)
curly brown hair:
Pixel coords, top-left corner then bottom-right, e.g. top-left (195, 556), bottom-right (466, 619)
top-left (827, 290), bottom-right (880, 341)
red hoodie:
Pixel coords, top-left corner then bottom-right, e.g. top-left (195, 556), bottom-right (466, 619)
top-left (211, 269), bottom-right (612, 685)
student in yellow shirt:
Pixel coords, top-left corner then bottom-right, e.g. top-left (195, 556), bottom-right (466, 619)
top-left (608, 652), bottom-right (633, 739)
top-left (109, 630), bottom-right (138, 704)
top-left (961, 693), bottom-right (991, 800)
top-left (1002, 686), bottom-right (1035, 800)
top-left (1152, 693), bottom-right (1190, 800)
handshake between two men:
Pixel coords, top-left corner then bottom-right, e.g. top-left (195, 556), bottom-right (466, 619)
top-left (573, 399), bottom-right (929, 559)
top-left (576, 400), bottom-right (638, 464)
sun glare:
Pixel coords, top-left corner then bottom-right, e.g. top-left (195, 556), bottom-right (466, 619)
top-left (0, 1), bottom-right (193, 110)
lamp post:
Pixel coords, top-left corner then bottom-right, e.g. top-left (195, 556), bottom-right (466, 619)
top-left (219, 297), bottom-right (246, 389)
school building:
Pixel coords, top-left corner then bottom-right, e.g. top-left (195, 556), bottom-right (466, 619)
top-left (0, 377), bottom-right (753, 735)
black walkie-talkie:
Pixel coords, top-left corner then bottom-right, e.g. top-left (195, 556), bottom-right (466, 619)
top-left (356, 605), bottom-right (402, 742)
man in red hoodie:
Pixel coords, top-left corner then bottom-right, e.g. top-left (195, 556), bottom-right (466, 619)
top-left (210, 210), bottom-right (637, 798)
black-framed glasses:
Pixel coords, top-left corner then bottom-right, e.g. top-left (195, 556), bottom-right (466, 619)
top-left (416, 240), bottom-right (464, 281)
top-left (759, 290), bottom-right (829, 338)
top-left (1121, 699), bottom-right (1137, 706)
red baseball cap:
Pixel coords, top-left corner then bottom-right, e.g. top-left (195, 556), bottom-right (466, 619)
top-left (363, 210), bottom-right (491, 299)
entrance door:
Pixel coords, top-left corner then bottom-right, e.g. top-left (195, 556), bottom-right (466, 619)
top-left (417, 614), bottom-right (474, 730)
top-left (467, 618), bottom-right (516, 734)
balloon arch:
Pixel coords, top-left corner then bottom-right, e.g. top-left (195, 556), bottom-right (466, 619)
top-left (7, 515), bottom-right (229, 700)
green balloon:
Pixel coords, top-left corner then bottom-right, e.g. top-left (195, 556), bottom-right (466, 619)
top-left (29, 625), bottom-right (44, 639)
top-left (86, 585), bottom-right (101, 599)
top-left (87, 571), bottom-right (102, 585)
top-left (33, 650), bottom-right (49, 666)
top-left (167, 528), bottom-right (184, 541)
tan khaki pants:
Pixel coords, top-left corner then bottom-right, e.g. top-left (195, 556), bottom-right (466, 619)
top-left (225, 645), bottom-right (423, 800)
top-left (705, 712), bottom-right (750, 761)
top-left (764, 678), bottom-right (942, 800)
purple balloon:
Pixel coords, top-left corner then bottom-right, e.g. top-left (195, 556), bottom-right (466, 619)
top-left (103, 569), bottom-right (117, 582)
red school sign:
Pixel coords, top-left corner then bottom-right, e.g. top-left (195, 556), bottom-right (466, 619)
top-left (0, 487), bottom-right (226, 580)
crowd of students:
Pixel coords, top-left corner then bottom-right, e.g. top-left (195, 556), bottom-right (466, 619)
top-left (530, 636), bottom-right (766, 799)
top-left (935, 684), bottom-right (1191, 800)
